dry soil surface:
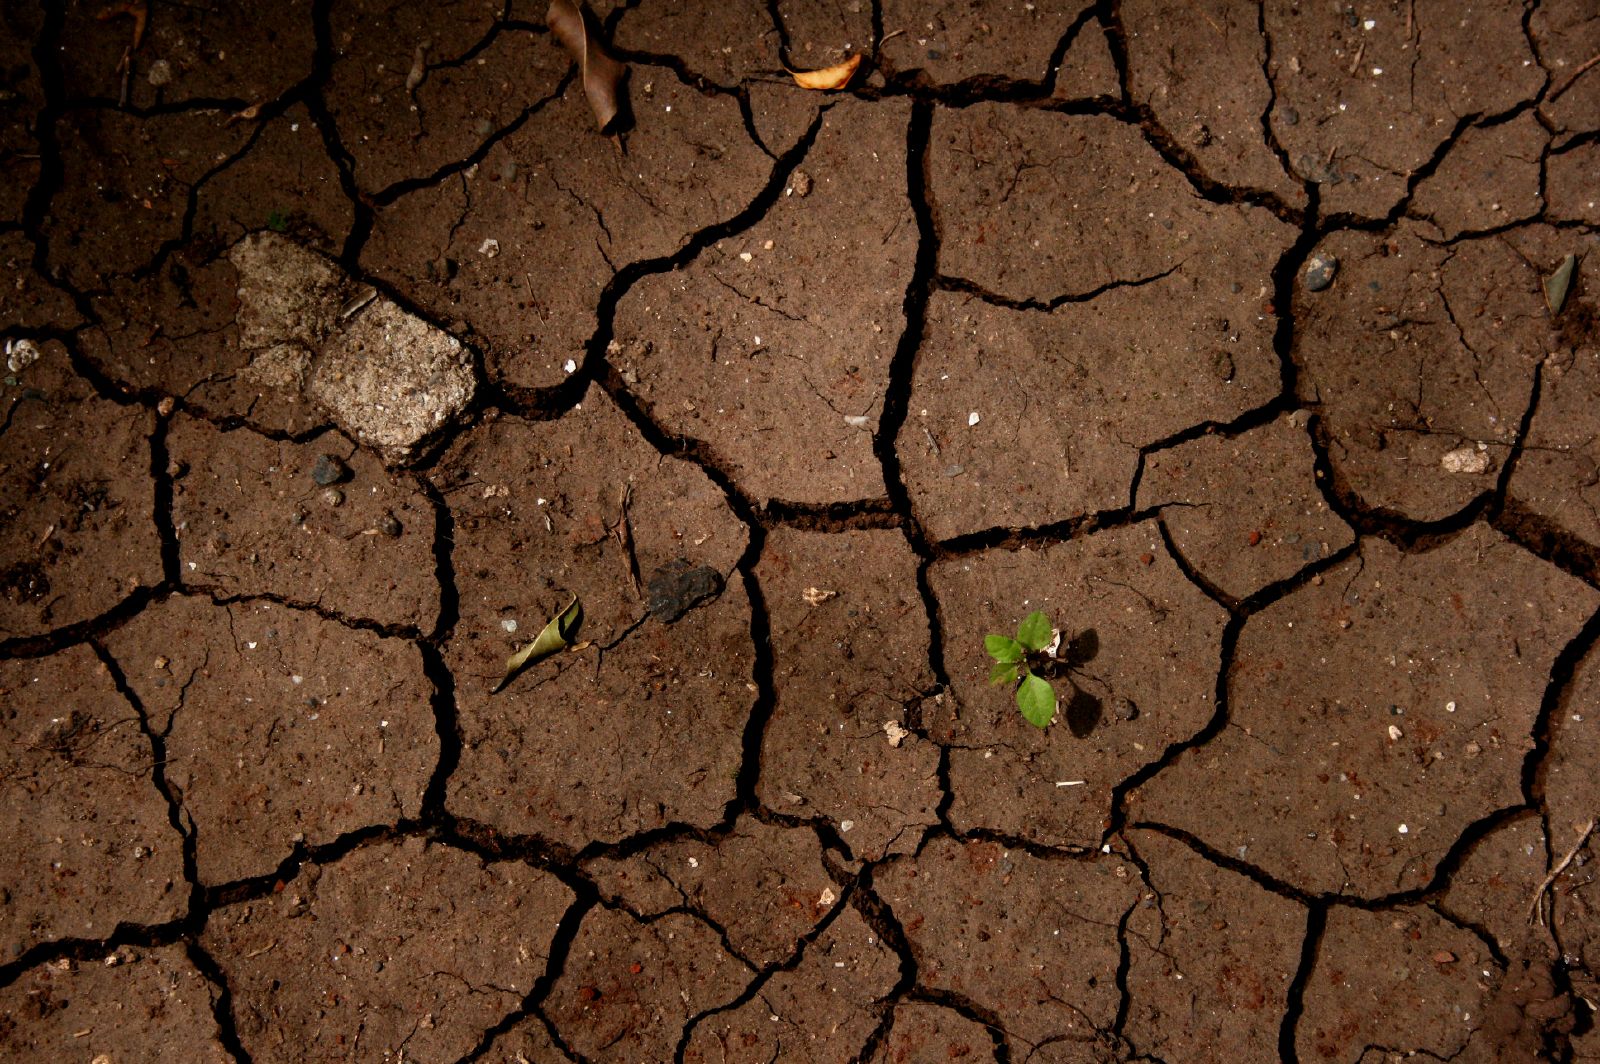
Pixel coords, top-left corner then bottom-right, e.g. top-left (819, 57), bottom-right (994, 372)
top-left (3, 1), bottom-right (1600, 1061)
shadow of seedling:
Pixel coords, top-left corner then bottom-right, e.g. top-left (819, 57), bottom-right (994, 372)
top-left (984, 614), bottom-right (1105, 735)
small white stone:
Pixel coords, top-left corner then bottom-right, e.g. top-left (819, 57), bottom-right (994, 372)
top-left (1388, 724), bottom-right (1403, 741)
top-left (739, 251), bottom-right (753, 262)
top-left (501, 618), bottom-right (518, 633)
top-left (839, 820), bottom-right (855, 833)
top-left (478, 238), bottom-right (500, 258)
top-left (1398, 823), bottom-right (1409, 834)
top-left (967, 411), bottom-right (980, 427)
top-left (563, 359), bottom-right (577, 374)
top-left (1441, 447), bottom-right (1492, 475)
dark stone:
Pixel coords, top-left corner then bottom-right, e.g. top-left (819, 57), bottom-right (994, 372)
top-left (1303, 252), bottom-right (1339, 292)
top-left (311, 453), bottom-right (350, 486)
top-left (647, 558), bottom-right (724, 623)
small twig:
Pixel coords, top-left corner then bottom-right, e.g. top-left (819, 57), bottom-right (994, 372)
top-left (1347, 42), bottom-right (1366, 77)
top-left (1528, 818), bottom-right (1596, 925)
top-left (1549, 52), bottom-right (1600, 102)
top-left (608, 483), bottom-right (641, 599)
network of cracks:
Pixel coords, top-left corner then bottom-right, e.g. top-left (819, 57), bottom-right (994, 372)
top-left (2, 0), bottom-right (1600, 1060)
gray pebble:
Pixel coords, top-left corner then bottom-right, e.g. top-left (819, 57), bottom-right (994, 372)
top-left (378, 511), bottom-right (402, 537)
top-left (312, 454), bottom-right (350, 485)
top-left (1303, 252), bottom-right (1339, 292)
top-left (290, 507), bottom-right (309, 526)
top-left (1111, 697), bottom-right (1139, 722)
top-left (322, 488), bottom-right (344, 507)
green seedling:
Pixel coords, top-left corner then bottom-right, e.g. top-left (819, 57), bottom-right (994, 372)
top-left (985, 610), bottom-right (1059, 728)
top-left (266, 209), bottom-right (288, 233)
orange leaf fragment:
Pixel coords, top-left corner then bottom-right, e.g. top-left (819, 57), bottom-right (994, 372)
top-left (789, 53), bottom-right (861, 91)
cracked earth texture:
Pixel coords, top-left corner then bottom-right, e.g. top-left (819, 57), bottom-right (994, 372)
top-left (2, 0), bottom-right (1599, 1061)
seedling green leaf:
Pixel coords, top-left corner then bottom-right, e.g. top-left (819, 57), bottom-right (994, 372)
top-left (1016, 611), bottom-right (1052, 652)
top-left (985, 633), bottom-right (1023, 664)
top-left (989, 660), bottom-right (1022, 687)
top-left (1017, 672), bottom-right (1056, 728)
top-left (492, 593), bottom-right (582, 694)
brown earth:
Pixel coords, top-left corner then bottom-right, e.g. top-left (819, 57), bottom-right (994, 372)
top-left (2, 0), bottom-right (1600, 1061)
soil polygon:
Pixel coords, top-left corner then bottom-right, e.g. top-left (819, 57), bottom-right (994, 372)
top-left (546, 907), bottom-right (752, 1061)
top-left (1544, 639), bottom-right (1600, 851)
top-left (876, 837), bottom-right (1142, 1058)
top-left (612, 97), bottom-right (913, 504)
top-left (1122, 0), bottom-right (1305, 205)
top-left (612, 1), bottom-right (778, 89)
top-left (0, 646), bottom-right (185, 961)
top-left (169, 416), bottom-right (439, 631)
top-left (104, 595), bottom-right (436, 885)
top-left (876, 0), bottom-right (1090, 88)
top-left (682, 903), bottom-right (898, 1062)
top-left (1509, 344), bottom-right (1600, 551)
top-left (1122, 828), bottom-right (1306, 1063)
top-left (0, 947), bottom-right (227, 1061)
top-left (902, 281), bottom-right (1282, 540)
top-left (58, 0), bottom-right (314, 106)
top-left (1264, 2), bottom-right (1540, 219)
top-left (324, 1), bottom-right (561, 196)
top-left (193, 105), bottom-right (355, 251)
top-left (1293, 225), bottom-right (1547, 522)
top-left (868, 1001), bottom-right (999, 1062)
top-left (1129, 526), bottom-right (1599, 897)
top-left (1139, 416), bottom-right (1355, 601)
top-left (584, 815), bottom-right (841, 968)
top-left (929, 521), bottom-right (1227, 849)
top-left (203, 836), bottom-right (572, 1063)
top-left (0, 234), bottom-right (80, 333)
top-left (1410, 112), bottom-right (1548, 239)
top-left (755, 527), bottom-right (941, 860)
top-left (439, 387), bottom-right (753, 848)
top-left (43, 110), bottom-right (252, 288)
top-left (1546, 143), bottom-right (1600, 224)
top-left (930, 104), bottom-right (1295, 302)
top-left (773, 1), bottom-right (871, 71)
top-left (0, 344), bottom-right (160, 641)
top-left (1297, 905), bottom-right (1497, 1062)
top-left (1532, 0), bottom-right (1600, 142)
top-left (364, 67), bottom-right (772, 395)
top-left (1439, 812), bottom-right (1548, 955)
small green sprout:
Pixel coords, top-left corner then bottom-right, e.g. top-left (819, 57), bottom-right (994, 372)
top-left (985, 610), bottom-right (1059, 728)
top-left (266, 209), bottom-right (288, 233)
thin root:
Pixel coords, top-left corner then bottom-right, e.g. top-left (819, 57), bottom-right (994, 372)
top-left (1528, 818), bottom-right (1596, 925)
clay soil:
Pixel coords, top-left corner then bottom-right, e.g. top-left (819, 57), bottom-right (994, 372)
top-left (3, 1), bottom-right (1600, 1061)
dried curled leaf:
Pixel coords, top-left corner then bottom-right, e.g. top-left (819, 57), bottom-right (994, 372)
top-left (547, 0), bottom-right (627, 130)
top-left (789, 53), bottom-right (861, 91)
top-left (1546, 253), bottom-right (1576, 316)
top-left (492, 594), bottom-right (582, 694)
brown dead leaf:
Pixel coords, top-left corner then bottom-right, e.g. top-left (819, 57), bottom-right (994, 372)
top-left (789, 53), bottom-right (861, 91)
top-left (546, 0), bottom-right (627, 130)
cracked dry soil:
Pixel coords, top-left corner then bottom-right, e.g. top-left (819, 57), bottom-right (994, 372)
top-left (2, 0), bottom-right (1599, 1061)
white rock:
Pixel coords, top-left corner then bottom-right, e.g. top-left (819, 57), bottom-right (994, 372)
top-left (1440, 447), bottom-right (1492, 475)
